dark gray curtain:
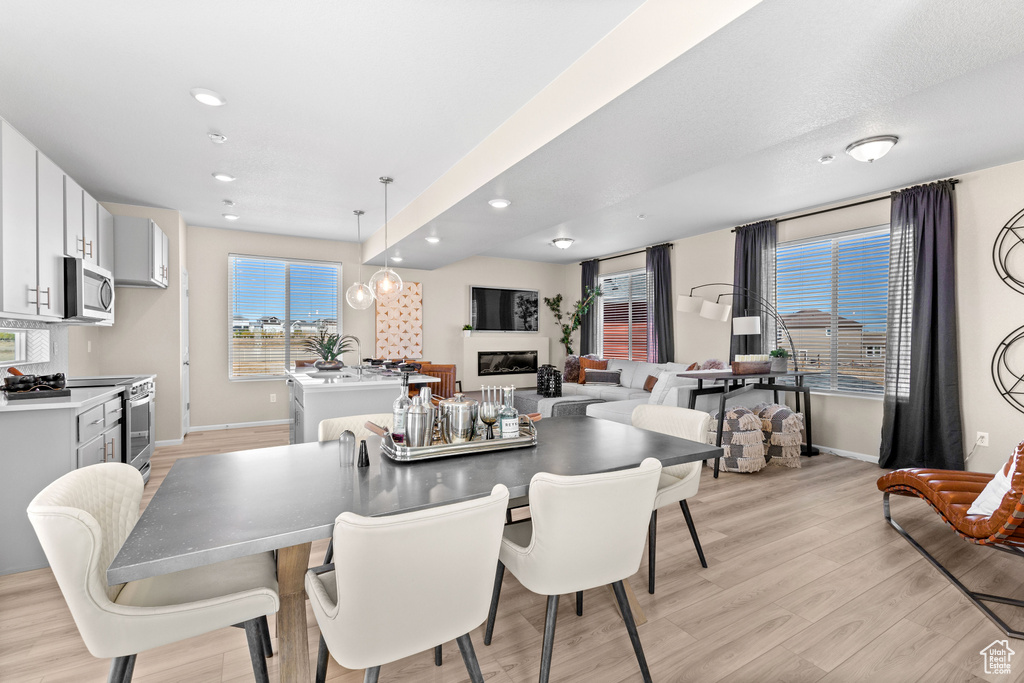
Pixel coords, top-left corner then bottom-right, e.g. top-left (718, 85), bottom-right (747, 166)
top-left (579, 259), bottom-right (599, 356)
top-left (646, 244), bottom-right (674, 363)
top-left (730, 220), bottom-right (777, 360)
top-left (880, 180), bottom-right (964, 470)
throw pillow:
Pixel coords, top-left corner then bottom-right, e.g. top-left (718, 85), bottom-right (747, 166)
top-left (967, 450), bottom-right (1019, 516)
top-left (702, 358), bottom-right (727, 370)
top-left (643, 374), bottom-right (659, 392)
top-left (563, 355), bottom-right (580, 383)
top-left (583, 369), bottom-right (621, 385)
top-left (578, 357), bottom-right (608, 384)
top-left (687, 362), bottom-right (700, 371)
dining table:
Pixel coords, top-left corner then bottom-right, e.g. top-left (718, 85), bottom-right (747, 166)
top-left (108, 415), bottom-right (722, 683)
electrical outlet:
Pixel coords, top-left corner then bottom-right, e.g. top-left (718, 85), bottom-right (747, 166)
top-left (270, 394), bottom-right (277, 403)
top-left (977, 432), bottom-right (989, 447)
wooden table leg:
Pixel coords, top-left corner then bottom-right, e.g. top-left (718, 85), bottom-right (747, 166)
top-left (277, 542), bottom-right (312, 683)
top-left (606, 581), bottom-right (647, 626)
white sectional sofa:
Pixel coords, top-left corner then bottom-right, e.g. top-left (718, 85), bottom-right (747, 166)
top-left (561, 358), bottom-right (772, 425)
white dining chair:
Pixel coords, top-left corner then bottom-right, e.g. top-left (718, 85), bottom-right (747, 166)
top-left (483, 458), bottom-right (662, 683)
top-left (26, 463), bottom-right (280, 683)
top-left (305, 484), bottom-right (510, 683)
top-left (632, 404), bottom-right (711, 593)
top-left (317, 412), bottom-right (393, 442)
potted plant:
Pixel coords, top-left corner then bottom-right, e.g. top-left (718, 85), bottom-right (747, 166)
top-left (769, 348), bottom-right (789, 373)
top-left (462, 324), bottom-right (473, 338)
top-left (543, 286), bottom-right (602, 355)
top-left (302, 331), bottom-right (358, 371)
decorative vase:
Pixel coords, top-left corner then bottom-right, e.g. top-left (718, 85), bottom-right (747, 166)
top-left (314, 359), bottom-right (344, 371)
top-left (770, 357), bottom-right (789, 373)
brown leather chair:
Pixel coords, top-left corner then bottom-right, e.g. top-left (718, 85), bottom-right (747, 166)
top-left (417, 362), bottom-right (457, 399)
top-left (877, 439), bottom-right (1024, 638)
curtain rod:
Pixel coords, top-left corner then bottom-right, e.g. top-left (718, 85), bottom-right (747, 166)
top-left (582, 242), bottom-right (673, 265)
top-left (731, 178), bottom-right (960, 232)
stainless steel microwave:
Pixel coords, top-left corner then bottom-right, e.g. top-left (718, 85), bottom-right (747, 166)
top-left (64, 258), bottom-right (115, 324)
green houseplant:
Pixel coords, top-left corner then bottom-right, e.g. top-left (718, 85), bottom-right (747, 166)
top-left (543, 286), bottom-right (602, 356)
top-left (462, 324), bottom-right (473, 338)
top-left (769, 347), bottom-right (789, 373)
top-left (302, 331), bottom-right (358, 371)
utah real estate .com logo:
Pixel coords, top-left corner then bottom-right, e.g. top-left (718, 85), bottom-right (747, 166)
top-left (981, 640), bottom-right (1015, 675)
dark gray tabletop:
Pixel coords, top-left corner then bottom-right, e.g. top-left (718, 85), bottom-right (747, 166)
top-left (108, 416), bottom-right (722, 585)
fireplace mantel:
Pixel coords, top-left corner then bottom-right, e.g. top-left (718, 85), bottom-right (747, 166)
top-left (461, 336), bottom-right (550, 391)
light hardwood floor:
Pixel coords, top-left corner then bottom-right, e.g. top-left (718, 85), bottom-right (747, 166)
top-left (2, 425), bottom-right (1022, 682)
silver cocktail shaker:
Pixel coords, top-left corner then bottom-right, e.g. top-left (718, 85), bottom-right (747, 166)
top-left (405, 401), bottom-right (432, 447)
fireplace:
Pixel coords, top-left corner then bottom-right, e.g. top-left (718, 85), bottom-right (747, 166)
top-left (478, 350), bottom-right (539, 377)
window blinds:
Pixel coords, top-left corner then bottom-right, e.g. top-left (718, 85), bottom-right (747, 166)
top-left (775, 227), bottom-right (889, 395)
top-left (228, 255), bottom-right (341, 378)
top-left (598, 269), bottom-right (648, 361)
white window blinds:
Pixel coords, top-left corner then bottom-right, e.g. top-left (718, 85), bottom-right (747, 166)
top-left (598, 269), bottom-right (648, 361)
top-left (228, 255), bottom-right (341, 379)
top-left (775, 227), bottom-right (889, 395)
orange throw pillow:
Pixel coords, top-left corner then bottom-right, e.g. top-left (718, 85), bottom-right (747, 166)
top-left (643, 374), bottom-right (659, 392)
top-left (578, 357), bottom-right (608, 384)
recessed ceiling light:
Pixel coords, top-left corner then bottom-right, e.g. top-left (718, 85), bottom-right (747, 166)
top-left (391, 256), bottom-right (403, 263)
top-left (845, 135), bottom-right (898, 163)
top-left (208, 132), bottom-right (227, 144)
top-left (488, 198), bottom-right (511, 209)
top-left (637, 214), bottom-right (647, 220)
top-left (222, 199), bottom-right (235, 207)
top-left (190, 88), bottom-right (226, 107)
top-left (425, 236), bottom-right (440, 244)
top-left (222, 213), bottom-right (239, 221)
top-left (552, 238), bottom-right (574, 249)
top-left (212, 172), bottom-right (236, 182)
top-left (818, 155), bottom-right (835, 164)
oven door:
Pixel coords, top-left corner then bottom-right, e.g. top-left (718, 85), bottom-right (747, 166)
top-left (127, 392), bottom-right (155, 477)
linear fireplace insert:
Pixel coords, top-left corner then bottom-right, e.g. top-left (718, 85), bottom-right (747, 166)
top-left (478, 350), bottom-right (539, 376)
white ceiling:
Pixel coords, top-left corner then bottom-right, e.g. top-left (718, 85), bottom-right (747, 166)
top-left (3, 1), bottom-right (1024, 270)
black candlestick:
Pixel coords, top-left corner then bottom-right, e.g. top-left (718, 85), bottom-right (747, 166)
top-left (357, 440), bottom-right (369, 467)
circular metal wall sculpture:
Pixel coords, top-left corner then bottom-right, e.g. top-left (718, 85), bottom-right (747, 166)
top-left (992, 324), bottom-right (1024, 415)
top-left (993, 207), bottom-right (1024, 295)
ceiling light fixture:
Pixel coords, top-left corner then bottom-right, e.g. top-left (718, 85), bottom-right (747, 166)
top-left (488, 198), bottom-right (511, 209)
top-left (425, 236), bottom-right (440, 244)
top-left (212, 172), bottom-right (235, 182)
top-left (190, 88), bottom-right (226, 107)
top-left (391, 256), bottom-right (403, 263)
top-left (552, 237), bottom-right (574, 249)
top-left (207, 132), bottom-right (227, 144)
top-left (637, 214), bottom-right (647, 220)
top-left (222, 213), bottom-right (239, 221)
top-left (818, 155), bottom-right (835, 164)
top-left (367, 177), bottom-right (403, 304)
top-left (222, 199), bottom-right (235, 207)
top-left (345, 210), bottom-right (374, 310)
top-left (845, 135), bottom-right (898, 163)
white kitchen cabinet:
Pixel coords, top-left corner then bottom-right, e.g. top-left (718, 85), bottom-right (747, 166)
top-left (36, 152), bottom-right (65, 319)
top-left (113, 215), bottom-right (168, 288)
top-left (98, 204), bottom-right (114, 273)
top-left (64, 175), bottom-right (84, 258)
top-left (0, 120), bottom-right (40, 317)
top-left (83, 193), bottom-right (99, 264)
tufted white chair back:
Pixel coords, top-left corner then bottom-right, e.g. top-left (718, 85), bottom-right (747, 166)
top-left (306, 484), bottom-right (509, 670)
top-left (318, 413), bottom-right (393, 442)
top-left (632, 404), bottom-right (709, 482)
top-left (506, 458), bottom-right (661, 596)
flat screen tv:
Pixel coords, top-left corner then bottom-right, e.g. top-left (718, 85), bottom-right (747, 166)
top-left (470, 286), bottom-right (539, 332)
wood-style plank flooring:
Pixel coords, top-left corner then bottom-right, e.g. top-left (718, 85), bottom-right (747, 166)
top-left (2, 424), bottom-right (1022, 682)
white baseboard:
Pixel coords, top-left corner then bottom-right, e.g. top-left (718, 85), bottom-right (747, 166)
top-left (155, 438), bottom-right (184, 447)
top-left (188, 419), bottom-right (291, 433)
top-left (815, 444), bottom-right (877, 464)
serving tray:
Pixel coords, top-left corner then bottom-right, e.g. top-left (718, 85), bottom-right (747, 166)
top-left (4, 387), bottom-right (72, 400)
top-left (381, 419), bottom-right (538, 462)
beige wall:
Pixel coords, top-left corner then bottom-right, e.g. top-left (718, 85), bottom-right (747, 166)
top-left (187, 225), bottom-right (569, 428)
top-left (68, 203), bottom-right (186, 443)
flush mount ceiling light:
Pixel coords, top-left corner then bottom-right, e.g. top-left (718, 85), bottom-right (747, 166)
top-left (207, 132), bottom-right (227, 144)
top-left (551, 237), bottom-right (574, 249)
top-left (425, 236), bottom-right (440, 244)
top-left (637, 214), bottom-right (647, 220)
top-left (222, 199), bottom-right (235, 207)
top-left (345, 210), bottom-right (374, 310)
top-left (367, 177), bottom-right (404, 304)
top-left (845, 135), bottom-right (899, 163)
top-left (222, 213), bottom-right (239, 221)
top-left (190, 88), bottom-right (226, 107)
top-left (212, 172), bottom-right (235, 182)
top-left (818, 155), bottom-right (835, 164)
top-left (488, 198), bottom-right (511, 209)
top-left (391, 256), bottom-right (403, 263)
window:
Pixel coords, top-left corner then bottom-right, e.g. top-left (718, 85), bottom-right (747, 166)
top-left (597, 269), bottom-right (648, 361)
top-left (775, 226), bottom-right (889, 395)
top-left (228, 255), bottom-right (341, 379)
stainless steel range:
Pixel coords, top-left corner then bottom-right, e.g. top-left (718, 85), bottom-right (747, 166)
top-left (66, 375), bottom-right (156, 482)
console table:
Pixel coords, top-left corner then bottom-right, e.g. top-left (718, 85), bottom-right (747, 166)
top-left (676, 370), bottom-right (821, 477)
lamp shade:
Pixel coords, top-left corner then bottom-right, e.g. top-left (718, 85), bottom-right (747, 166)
top-left (700, 300), bottom-right (732, 322)
top-left (732, 316), bottom-right (761, 335)
top-left (676, 295), bottom-right (703, 314)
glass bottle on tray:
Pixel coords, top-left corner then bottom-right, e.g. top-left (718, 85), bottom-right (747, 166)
top-left (392, 373), bottom-right (411, 443)
top-left (498, 387), bottom-right (520, 439)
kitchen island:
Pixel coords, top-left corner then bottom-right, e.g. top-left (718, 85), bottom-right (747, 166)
top-left (287, 368), bottom-right (439, 444)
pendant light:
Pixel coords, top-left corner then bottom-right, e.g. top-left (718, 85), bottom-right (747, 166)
top-left (345, 210), bottom-right (374, 310)
top-left (367, 176), bottom-right (403, 303)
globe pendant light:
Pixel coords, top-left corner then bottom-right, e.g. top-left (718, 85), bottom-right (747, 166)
top-left (367, 176), bottom-right (403, 303)
top-left (345, 210), bottom-right (374, 310)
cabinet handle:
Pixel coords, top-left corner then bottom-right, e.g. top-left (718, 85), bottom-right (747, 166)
top-left (91, 418), bottom-right (104, 426)
top-left (86, 241), bottom-right (94, 258)
top-left (77, 236), bottom-right (84, 254)
top-left (42, 287), bottom-right (51, 309)
top-left (27, 287), bottom-right (38, 305)
top-left (110, 436), bottom-right (116, 462)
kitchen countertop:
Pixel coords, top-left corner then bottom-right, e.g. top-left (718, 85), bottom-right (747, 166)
top-left (287, 369), bottom-right (439, 392)
top-left (0, 386), bottom-right (124, 413)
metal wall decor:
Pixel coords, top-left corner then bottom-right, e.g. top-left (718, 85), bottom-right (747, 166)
top-left (993, 207), bottom-right (1024, 295)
